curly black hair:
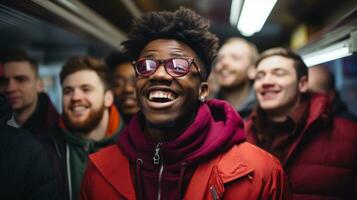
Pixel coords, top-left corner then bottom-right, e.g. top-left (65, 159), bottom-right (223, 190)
top-left (105, 51), bottom-right (134, 72)
top-left (122, 7), bottom-right (219, 80)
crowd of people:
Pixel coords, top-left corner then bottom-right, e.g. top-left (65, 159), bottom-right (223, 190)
top-left (0, 7), bottom-right (356, 200)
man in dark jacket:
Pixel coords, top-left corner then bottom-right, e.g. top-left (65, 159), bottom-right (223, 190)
top-left (1, 49), bottom-right (59, 135)
top-left (80, 8), bottom-right (289, 200)
top-left (0, 94), bottom-right (57, 199)
top-left (42, 56), bottom-right (124, 200)
top-left (245, 47), bottom-right (357, 200)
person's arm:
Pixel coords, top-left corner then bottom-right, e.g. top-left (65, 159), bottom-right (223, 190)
top-left (261, 159), bottom-right (291, 200)
top-left (23, 132), bottom-right (58, 200)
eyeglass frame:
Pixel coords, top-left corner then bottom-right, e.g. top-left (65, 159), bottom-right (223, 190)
top-left (132, 57), bottom-right (204, 80)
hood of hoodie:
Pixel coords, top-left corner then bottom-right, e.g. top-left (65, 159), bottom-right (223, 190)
top-left (119, 99), bottom-right (246, 168)
top-left (117, 99), bottom-right (246, 200)
top-left (0, 94), bottom-right (12, 127)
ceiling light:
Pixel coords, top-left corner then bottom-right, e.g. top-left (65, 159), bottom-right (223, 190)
top-left (230, 0), bottom-right (277, 37)
top-left (302, 39), bottom-right (352, 67)
top-left (229, 0), bottom-right (243, 26)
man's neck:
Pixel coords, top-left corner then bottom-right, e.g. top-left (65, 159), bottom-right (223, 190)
top-left (82, 109), bottom-right (110, 141)
top-left (15, 101), bottom-right (38, 126)
top-left (220, 81), bottom-right (251, 109)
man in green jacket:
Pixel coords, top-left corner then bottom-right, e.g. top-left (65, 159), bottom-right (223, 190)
top-left (42, 56), bottom-right (124, 200)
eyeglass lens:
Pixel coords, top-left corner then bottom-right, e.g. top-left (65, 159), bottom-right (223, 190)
top-left (135, 58), bottom-right (191, 77)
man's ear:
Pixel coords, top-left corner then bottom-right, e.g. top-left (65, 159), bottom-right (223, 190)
top-left (199, 82), bottom-right (209, 99)
top-left (104, 90), bottom-right (114, 107)
top-left (36, 78), bottom-right (44, 92)
top-left (298, 75), bottom-right (309, 93)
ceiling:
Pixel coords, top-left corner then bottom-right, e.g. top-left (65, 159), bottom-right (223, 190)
top-left (0, 0), bottom-right (356, 64)
top-left (82, 0), bottom-right (356, 50)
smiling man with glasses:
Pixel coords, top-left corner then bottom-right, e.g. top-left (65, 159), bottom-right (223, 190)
top-left (80, 7), bottom-right (289, 200)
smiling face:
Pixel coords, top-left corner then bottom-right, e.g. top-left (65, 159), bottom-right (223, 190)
top-left (214, 41), bottom-right (254, 88)
top-left (254, 55), bottom-right (308, 116)
top-left (136, 39), bottom-right (208, 127)
top-left (113, 62), bottom-right (140, 116)
top-left (62, 70), bottom-right (113, 133)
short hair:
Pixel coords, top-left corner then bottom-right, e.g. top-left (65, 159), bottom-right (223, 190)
top-left (60, 56), bottom-right (112, 90)
top-left (223, 37), bottom-right (259, 64)
top-left (1, 49), bottom-right (39, 77)
top-left (122, 7), bottom-right (219, 80)
top-left (105, 51), bottom-right (134, 72)
top-left (256, 47), bottom-right (308, 80)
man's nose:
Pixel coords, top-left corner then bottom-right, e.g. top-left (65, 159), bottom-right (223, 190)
top-left (149, 64), bottom-right (172, 81)
top-left (71, 89), bottom-right (84, 100)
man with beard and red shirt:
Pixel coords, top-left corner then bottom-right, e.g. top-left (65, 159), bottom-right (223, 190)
top-left (41, 56), bottom-right (124, 200)
top-left (245, 48), bottom-right (357, 199)
top-left (79, 8), bottom-right (289, 200)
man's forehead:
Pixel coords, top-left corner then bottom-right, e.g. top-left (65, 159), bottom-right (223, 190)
top-left (219, 43), bottom-right (250, 56)
top-left (3, 61), bottom-right (35, 76)
top-left (63, 70), bottom-right (103, 87)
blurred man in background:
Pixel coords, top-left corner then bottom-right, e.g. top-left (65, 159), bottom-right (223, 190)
top-left (213, 38), bottom-right (259, 118)
top-left (42, 56), bottom-right (124, 200)
top-left (106, 51), bottom-right (139, 123)
top-left (1, 49), bottom-right (59, 135)
top-left (308, 65), bottom-right (356, 120)
top-left (245, 48), bottom-right (357, 200)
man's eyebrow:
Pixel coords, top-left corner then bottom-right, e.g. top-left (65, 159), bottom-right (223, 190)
top-left (13, 75), bottom-right (29, 80)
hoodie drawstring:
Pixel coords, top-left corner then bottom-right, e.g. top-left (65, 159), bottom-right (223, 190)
top-left (177, 162), bottom-right (188, 200)
top-left (135, 158), bottom-right (144, 200)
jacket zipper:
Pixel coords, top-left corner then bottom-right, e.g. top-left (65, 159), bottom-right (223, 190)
top-left (153, 142), bottom-right (163, 200)
top-left (209, 186), bottom-right (219, 200)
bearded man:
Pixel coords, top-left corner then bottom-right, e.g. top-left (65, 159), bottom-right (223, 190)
top-left (41, 56), bottom-right (124, 200)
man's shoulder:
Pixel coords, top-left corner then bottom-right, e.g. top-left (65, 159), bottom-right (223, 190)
top-left (219, 142), bottom-right (283, 174)
top-left (1, 125), bottom-right (41, 152)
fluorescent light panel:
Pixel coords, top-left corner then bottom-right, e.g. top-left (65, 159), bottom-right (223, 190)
top-left (230, 0), bottom-right (277, 36)
top-left (229, 0), bottom-right (243, 26)
top-left (237, 0), bottom-right (277, 36)
top-left (302, 40), bottom-right (352, 67)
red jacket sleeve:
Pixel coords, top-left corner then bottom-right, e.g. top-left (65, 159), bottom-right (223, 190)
top-left (261, 158), bottom-right (291, 200)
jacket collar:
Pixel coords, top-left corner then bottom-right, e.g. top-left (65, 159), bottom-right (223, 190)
top-left (89, 145), bottom-right (136, 199)
top-left (89, 144), bottom-right (254, 200)
top-left (283, 93), bottom-right (330, 165)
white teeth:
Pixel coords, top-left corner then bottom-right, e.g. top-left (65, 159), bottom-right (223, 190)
top-left (149, 91), bottom-right (176, 100)
top-left (72, 106), bottom-right (86, 112)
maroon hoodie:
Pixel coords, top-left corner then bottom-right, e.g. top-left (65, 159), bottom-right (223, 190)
top-left (118, 99), bottom-right (246, 200)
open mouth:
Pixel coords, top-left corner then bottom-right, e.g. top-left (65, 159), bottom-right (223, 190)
top-left (148, 90), bottom-right (178, 103)
top-left (260, 90), bottom-right (280, 99)
top-left (70, 104), bottom-right (89, 115)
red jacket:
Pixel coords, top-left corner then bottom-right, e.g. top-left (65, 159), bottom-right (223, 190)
top-left (245, 93), bottom-right (357, 200)
top-left (80, 142), bottom-right (289, 200)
